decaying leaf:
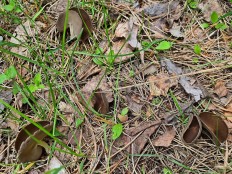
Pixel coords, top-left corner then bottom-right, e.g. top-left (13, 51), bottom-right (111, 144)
top-left (106, 40), bottom-right (134, 63)
top-left (126, 95), bottom-right (143, 114)
top-left (15, 121), bottom-right (52, 162)
top-left (224, 101), bottom-right (232, 121)
top-left (0, 90), bottom-right (12, 113)
top-left (46, 156), bottom-right (67, 174)
top-left (169, 25), bottom-right (184, 38)
top-left (161, 58), bottom-right (203, 102)
top-left (81, 74), bottom-right (113, 103)
top-left (153, 126), bottom-right (176, 147)
top-left (114, 17), bottom-right (144, 63)
top-left (58, 101), bottom-right (75, 114)
top-left (50, 0), bottom-right (68, 13)
top-left (10, 20), bottom-right (45, 56)
top-left (148, 73), bottom-right (178, 98)
top-left (56, 8), bottom-right (93, 41)
top-left (199, 0), bottom-right (223, 22)
top-left (144, 1), bottom-right (180, 17)
top-left (214, 80), bottom-right (228, 98)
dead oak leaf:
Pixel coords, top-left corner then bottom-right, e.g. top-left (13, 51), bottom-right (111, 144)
top-left (148, 73), bottom-right (178, 98)
top-left (152, 126), bottom-right (176, 147)
top-left (214, 80), bottom-right (228, 98)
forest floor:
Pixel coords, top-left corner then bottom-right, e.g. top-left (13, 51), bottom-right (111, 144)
top-left (0, 0), bottom-right (232, 173)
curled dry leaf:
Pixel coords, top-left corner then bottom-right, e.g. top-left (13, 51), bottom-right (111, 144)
top-left (148, 73), bottom-right (178, 98)
top-left (56, 8), bottom-right (93, 41)
top-left (92, 90), bottom-right (109, 114)
top-left (214, 80), bottom-right (228, 98)
top-left (181, 115), bottom-right (202, 144)
top-left (199, 112), bottom-right (228, 145)
top-left (117, 114), bottom-right (128, 123)
top-left (161, 58), bottom-right (203, 102)
top-left (15, 121), bottom-right (52, 163)
top-left (114, 17), bottom-right (144, 63)
top-left (152, 126), bottom-right (176, 147)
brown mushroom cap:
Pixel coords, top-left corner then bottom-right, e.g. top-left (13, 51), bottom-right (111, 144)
top-left (56, 8), bottom-right (93, 41)
top-left (15, 121), bottom-right (53, 163)
top-left (199, 112), bottom-right (228, 145)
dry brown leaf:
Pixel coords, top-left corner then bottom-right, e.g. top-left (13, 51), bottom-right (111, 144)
top-left (50, 0), bottom-right (68, 13)
top-left (0, 90), bottom-right (12, 113)
top-left (148, 73), bottom-right (178, 98)
top-left (10, 20), bottom-right (45, 56)
top-left (106, 40), bottom-right (133, 63)
top-left (153, 126), bottom-right (176, 147)
top-left (126, 95), bottom-right (143, 114)
top-left (46, 156), bottom-right (67, 174)
top-left (114, 17), bottom-right (144, 63)
top-left (224, 102), bottom-right (232, 122)
top-left (59, 101), bottom-right (75, 114)
top-left (81, 74), bottom-right (113, 103)
top-left (214, 80), bottom-right (228, 98)
top-left (199, 0), bottom-right (223, 22)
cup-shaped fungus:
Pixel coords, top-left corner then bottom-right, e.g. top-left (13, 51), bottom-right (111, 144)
top-left (15, 121), bottom-right (53, 163)
top-left (56, 8), bottom-right (93, 41)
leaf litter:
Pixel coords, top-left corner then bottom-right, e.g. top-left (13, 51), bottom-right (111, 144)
top-left (1, 0), bottom-right (232, 173)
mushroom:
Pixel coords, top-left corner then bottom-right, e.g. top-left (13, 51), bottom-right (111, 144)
top-left (199, 112), bottom-right (228, 145)
top-left (56, 8), bottom-right (93, 41)
top-left (15, 121), bottom-right (53, 163)
top-left (181, 115), bottom-right (202, 144)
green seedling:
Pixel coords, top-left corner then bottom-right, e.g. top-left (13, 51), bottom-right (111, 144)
top-left (121, 107), bottom-right (129, 116)
top-left (0, 66), bottom-right (17, 84)
top-left (155, 41), bottom-right (172, 51)
top-left (112, 123), bottom-right (123, 140)
top-left (211, 11), bottom-right (219, 24)
top-left (194, 44), bottom-right (201, 55)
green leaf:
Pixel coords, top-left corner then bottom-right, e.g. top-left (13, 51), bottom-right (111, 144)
top-left (211, 11), bottom-right (218, 24)
top-left (95, 48), bottom-right (103, 55)
top-left (34, 73), bottom-right (42, 86)
top-left (189, 1), bottom-right (198, 9)
top-left (112, 124), bottom-right (123, 140)
top-left (192, 57), bottom-right (199, 64)
top-left (12, 83), bottom-right (20, 95)
top-left (155, 41), bottom-right (172, 51)
top-left (107, 50), bottom-right (115, 65)
top-left (5, 66), bottom-right (17, 79)
top-left (93, 58), bottom-right (104, 66)
top-left (28, 84), bottom-right (38, 93)
top-left (200, 23), bottom-right (209, 29)
top-left (215, 23), bottom-right (227, 30)
top-left (121, 107), bottom-right (129, 116)
top-left (163, 167), bottom-right (173, 174)
top-left (38, 84), bottom-right (45, 89)
top-left (0, 74), bottom-right (8, 84)
top-left (3, 4), bottom-right (15, 12)
top-left (76, 118), bottom-right (84, 128)
top-left (194, 44), bottom-right (201, 55)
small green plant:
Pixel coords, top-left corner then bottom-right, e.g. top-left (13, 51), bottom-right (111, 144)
top-left (112, 123), bottom-right (123, 140)
top-left (155, 41), bottom-right (172, 51)
top-left (187, 0), bottom-right (198, 9)
top-left (152, 97), bottom-right (162, 105)
top-left (215, 23), bottom-right (227, 30)
top-left (0, 66), bottom-right (17, 84)
top-left (13, 73), bottom-right (45, 103)
top-left (121, 107), bottom-right (129, 116)
top-left (93, 49), bottom-right (115, 68)
top-left (3, 0), bottom-right (22, 13)
top-left (162, 167), bottom-right (173, 174)
top-left (200, 23), bottom-right (209, 29)
top-left (192, 57), bottom-right (199, 64)
top-left (194, 44), bottom-right (201, 55)
top-left (211, 11), bottom-right (219, 24)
